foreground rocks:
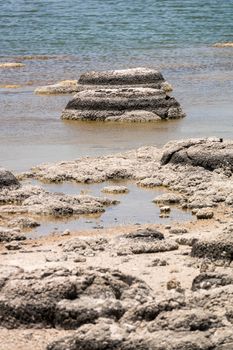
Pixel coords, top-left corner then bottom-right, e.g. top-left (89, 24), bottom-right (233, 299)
top-left (61, 68), bottom-right (185, 122)
top-left (1, 263), bottom-right (233, 350)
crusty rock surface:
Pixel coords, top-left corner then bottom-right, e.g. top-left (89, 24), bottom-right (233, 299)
top-left (0, 262), bottom-right (233, 350)
top-left (0, 265), bottom-right (153, 329)
top-left (101, 186), bottom-right (129, 194)
top-left (26, 137), bottom-right (233, 213)
top-left (34, 80), bottom-right (78, 95)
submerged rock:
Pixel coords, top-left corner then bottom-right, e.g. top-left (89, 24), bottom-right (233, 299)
top-left (61, 68), bottom-right (185, 122)
top-left (101, 186), bottom-right (129, 194)
top-left (35, 80), bottom-right (78, 95)
top-left (213, 42), bottom-right (233, 48)
top-left (0, 62), bottom-right (25, 68)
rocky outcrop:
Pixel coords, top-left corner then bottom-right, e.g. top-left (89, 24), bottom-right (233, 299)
top-left (35, 80), bottom-right (78, 95)
top-left (61, 68), bottom-right (185, 122)
top-left (161, 137), bottom-right (233, 172)
top-left (1, 264), bottom-right (233, 350)
top-left (0, 266), bottom-right (153, 329)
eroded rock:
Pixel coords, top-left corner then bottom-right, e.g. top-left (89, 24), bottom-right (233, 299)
top-left (61, 68), bottom-right (185, 122)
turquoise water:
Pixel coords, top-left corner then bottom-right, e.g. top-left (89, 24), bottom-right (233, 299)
top-left (1, 0), bottom-right (233, 55)
top-left (0, 0), bottom-right (233, 171)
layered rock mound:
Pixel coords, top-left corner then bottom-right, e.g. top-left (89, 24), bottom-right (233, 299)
top-left (61, 68), bottom-right (185, 122)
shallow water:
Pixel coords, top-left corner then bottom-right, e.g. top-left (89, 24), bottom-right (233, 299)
top-left (0, 0), bottom-right (233, 172)
top-left (27, 181), bottom-right (193, 238)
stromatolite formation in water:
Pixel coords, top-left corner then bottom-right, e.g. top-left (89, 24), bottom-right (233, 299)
top-left (61, 67), bottom-right (185, 122)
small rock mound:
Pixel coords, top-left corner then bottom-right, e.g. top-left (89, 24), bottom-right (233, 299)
top-left (191, 237), bottom-right (233, 261)
top-left (0, 62), bottom-right (25, 68)
top-left (61, 68), bottom-right (185, 122)
top-left (101, 186), bottom-right (129, 194)
top-left (0, 168), bottom-right (20, 189)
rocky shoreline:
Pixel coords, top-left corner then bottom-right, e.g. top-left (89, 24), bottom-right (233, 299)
top-left (0, 137), bottom-right (233, 349)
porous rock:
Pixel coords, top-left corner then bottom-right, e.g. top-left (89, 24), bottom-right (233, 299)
top-left (0, 266), bottom-right (153, 329)
top-left (101, 186), bottom-right (129, 194)
top-left (192, 272), bottom-right (233, 291)
top-left (191, 238), bottom-right (233, 261)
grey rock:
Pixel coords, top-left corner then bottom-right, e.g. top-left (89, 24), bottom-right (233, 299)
top-left (0, 227), bottom-right (26, 242)
top-left (196, 208), bottom-right (214, 220)
top-left (0, 266), bottom-right (153, 329)
top-left (148, 308), bottom-right (223, 332)
top-left (124, 228), bottom-right (164, 241)
top-left (192, 272), bottom-right (233, 291)
top-left (161, 137), bottom-right (233, 171)
top-left (0, 168), bottom-right (20, 189)
top-left (191, 238), bottom-right (233, 261)
top-left (101, 186), bottom-right (129, 194)
top-left (62, 87), bottom-right (184, 122)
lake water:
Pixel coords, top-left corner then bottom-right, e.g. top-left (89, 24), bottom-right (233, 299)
top-left (0, 0), bottom-right (233, 172)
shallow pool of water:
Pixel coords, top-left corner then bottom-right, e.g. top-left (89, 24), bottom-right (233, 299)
top-left (27, 180), bottom-right (193, 237)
